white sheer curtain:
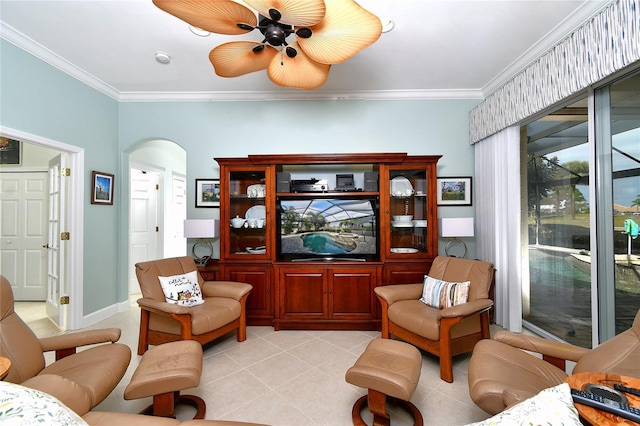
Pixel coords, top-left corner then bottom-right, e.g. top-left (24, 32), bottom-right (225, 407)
top-left (474, 126), bottom-right (522, 332)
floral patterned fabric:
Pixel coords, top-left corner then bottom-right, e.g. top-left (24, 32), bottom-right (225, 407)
top-left (0, 381), bottom-right (88, 425)
top-left (466, 383), bottom-right (581, 426)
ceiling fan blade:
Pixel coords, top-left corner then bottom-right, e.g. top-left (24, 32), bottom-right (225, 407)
top-left (297, 0), bottom-right (381, 64)
top-left (209, 41), bottom-right (277, 77)
top-left (267, 42), bottom-right (330, 90)
top-left (243, 0), bottom-right (325, 26)
top-left (153, 0), bottom-right (257, 35)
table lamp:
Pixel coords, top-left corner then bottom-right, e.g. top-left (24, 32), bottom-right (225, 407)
top-left (184, 219), bottom-right (219, 266)
top-left (440, 217), bottom-right (474, 258)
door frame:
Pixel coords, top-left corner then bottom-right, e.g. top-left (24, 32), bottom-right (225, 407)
top-left (1, 125), bottom-right (84, 330)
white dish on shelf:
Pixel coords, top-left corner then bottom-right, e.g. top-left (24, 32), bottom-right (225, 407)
top-left (392, 221), bottom-right (414, 228)
top-left (413, 220), bottom-right (427, 227)
top-left (246, 246), bottom-right (266, 254)
top-left (390, 176), bottom-right (414, 197)
top-left (390, 247), bottom-right (419, 254)
top-left (245, 205), bottom-right (266, 220)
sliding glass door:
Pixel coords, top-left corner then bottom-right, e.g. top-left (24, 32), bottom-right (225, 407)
top-left (524, 98), bottom-right (592, 347)
top-left (522, 69), bottom-right (640, 347)
top-left (608, 73), bottom-right (640, 335)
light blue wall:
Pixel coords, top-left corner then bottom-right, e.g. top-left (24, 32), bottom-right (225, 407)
top-left (2, 39), bottom-right (481, 318)
top-left (1, 40), bottom-right (120, 314)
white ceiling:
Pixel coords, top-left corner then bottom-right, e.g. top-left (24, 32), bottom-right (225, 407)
top-left (0, 0), bottom-right (612, 101)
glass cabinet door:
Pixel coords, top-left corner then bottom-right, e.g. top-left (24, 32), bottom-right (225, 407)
top-left (227, 169), bottom-right (268, 258)
top-left (388, 168), bottom-right (429, 255)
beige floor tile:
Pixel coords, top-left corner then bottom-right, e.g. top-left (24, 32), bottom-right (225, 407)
top-left (14, 301), bottom-right (494, 425)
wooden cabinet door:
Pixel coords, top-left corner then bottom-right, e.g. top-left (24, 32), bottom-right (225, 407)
top-left (329, 267), bottom-right (378, 320)
top-left (278, 268), bottom-right (326, 320)
top-left (225, 264), bottom-right (272, 325)
top-left (383, 262), bottom-right (431, 285)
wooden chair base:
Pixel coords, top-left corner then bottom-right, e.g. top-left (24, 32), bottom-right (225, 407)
top-left (141, 390), bottom-right (206, 419)
top-left (351, 389), bottom-right (423, 426)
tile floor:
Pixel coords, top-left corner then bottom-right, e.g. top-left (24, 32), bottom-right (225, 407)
top-left (14, 299), bottom-right (494, 425)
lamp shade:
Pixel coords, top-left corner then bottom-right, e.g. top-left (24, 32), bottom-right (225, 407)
top-left (440, 218), bottom-right (474, 238)
top-left (184, 219), bottom-right (219, 238)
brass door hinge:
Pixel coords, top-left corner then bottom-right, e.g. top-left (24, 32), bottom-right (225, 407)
top-left (60, 295), bottom-right (70, 305)
top-left (60, 232), bottom-right (70, 240)
top-left (156, 184), bottom-right (159, 190)
top-left (61, 168), bottom-right (71, 176)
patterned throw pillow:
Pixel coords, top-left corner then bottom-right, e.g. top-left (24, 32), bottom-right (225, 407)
top-left (0, 381), bottom-right (89, 426)
top-left (158, 270), bottom-right (204, 307)
top-left (420, 275), bottom-right (470, 309)
top-left (465, 383), bottom-right (581, 426)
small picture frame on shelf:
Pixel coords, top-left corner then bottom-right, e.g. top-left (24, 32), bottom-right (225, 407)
top-left (91, 171), bottom-right (114, 205)
top-left (437, 177), bottom-right (472, 206)
top-left (196, 179), bottom-right (220, 208)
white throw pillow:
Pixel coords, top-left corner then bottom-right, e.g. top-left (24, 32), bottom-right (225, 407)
top-left (466, 383), bottom-right (581, 426)
top-left (0, 381), bottom-right (89, 426)
top-left (158, 270), bottom-right (204, 307)
top-left (420, 275), bottom-right (470, 309)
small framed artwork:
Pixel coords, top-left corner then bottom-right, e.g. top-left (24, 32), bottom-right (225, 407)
top-left (196, 179), bottom-right (221, 208)
top-left (91, 171), bottom-right (114, 205)
top-left (0, 137), bottom-right (21, 165)
top-left (437, 177), bottom-right (472, 206)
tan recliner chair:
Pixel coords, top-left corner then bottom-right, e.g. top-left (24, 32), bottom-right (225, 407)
top-left (0, 275), bottom-right (131, 412)
top-left (135, 256), bottom-right (252, 355)
top-left (374, 256), bottom-right (495, 383)
top-left (468, 308), bottom-right (640, 415)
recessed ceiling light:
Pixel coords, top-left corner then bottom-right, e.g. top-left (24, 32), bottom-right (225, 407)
top-left (155, 51), bottom-right (171, 64)
top-left (382, 20), bottom-right (395, 33)
top-left (189, 25), bottom-right (210, 37)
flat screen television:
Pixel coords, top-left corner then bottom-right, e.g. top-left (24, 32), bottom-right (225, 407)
top-left (276, 195), bottom-right (379, 261)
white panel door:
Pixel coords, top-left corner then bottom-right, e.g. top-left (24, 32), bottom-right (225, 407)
top-left (0, 172), bottom-right (48, 300)
top-left (129, 168), bottom-right (159, 294)
top-left (165, 174), bottom-right (187, 258)
top-left (45, 155), bottom-right (66, 329)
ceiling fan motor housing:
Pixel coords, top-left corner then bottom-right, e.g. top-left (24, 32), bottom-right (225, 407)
top-left (259, 15), bottom-right (293, 47)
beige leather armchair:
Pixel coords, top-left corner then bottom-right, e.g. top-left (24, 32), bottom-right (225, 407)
top-left (468, 308), bottom-right (640, 415)
top-left (374, 256), bottom-right (495, 383)
top-left (135, 256), bottom-right (252, 355)
top-left (0, 275), bottom-right (131, 411)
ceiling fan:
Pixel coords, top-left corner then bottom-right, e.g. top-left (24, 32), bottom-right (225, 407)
top-left (152, 0), bottom-right (382, 90)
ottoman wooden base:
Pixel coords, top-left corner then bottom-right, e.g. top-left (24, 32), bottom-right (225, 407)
top-left (125, 340), bottom-right (205, 419)
top-left (352, 392), bottom-right (423, 426)
top-left (346, 339), bottom-right (423, 426)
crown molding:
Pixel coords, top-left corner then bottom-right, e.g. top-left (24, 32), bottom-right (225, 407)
top-left (118, 89), bottom-right (484, 102)
top-left (1, 22), bottom-right (121, 101)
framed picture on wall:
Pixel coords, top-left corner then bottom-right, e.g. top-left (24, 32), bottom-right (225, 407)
top-left (196, 179), bottom-right (220, 208)
top-left (437, 177), bottom-right (472, 206)
top-left (0, 138), bottom-right (21, 165)
top-left (91, 171), bottom-right (115, 205)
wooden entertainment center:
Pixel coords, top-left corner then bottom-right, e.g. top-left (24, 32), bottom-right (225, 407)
top-left (215, 153), bottom-right (441, 330)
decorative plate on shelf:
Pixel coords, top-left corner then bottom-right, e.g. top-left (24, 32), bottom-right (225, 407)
top-left (245, 205), bottom-right (266, 220)
top-left (246, 246), bottom-right (266, 254)
top-left (391, 221), bottom-right (414, 228)
top-left (390, 247), bottom-right (419, 254)
top-left (390, 176), bottom-right (414, 197)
